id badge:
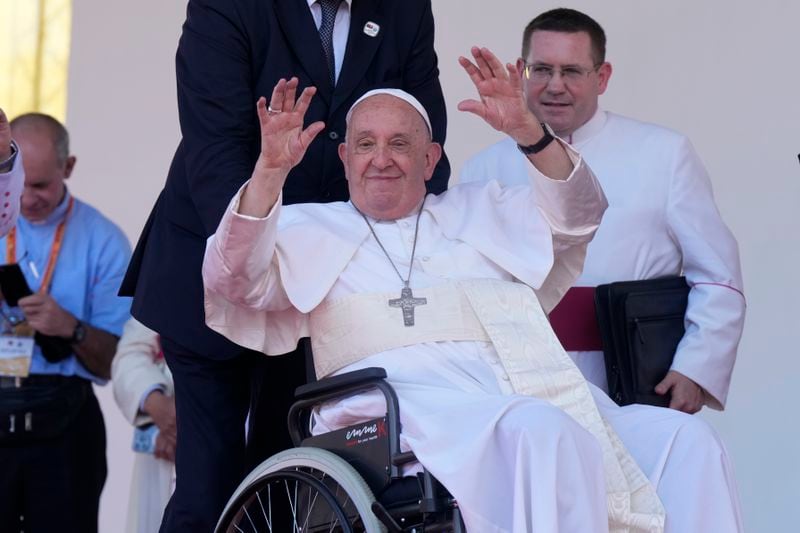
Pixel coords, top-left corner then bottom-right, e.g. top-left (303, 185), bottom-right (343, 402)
top-left (0, 328), bottom-right (35, 377)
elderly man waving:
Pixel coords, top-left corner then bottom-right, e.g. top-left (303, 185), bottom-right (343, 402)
top-left (203, 47), bottom-right (742, 532)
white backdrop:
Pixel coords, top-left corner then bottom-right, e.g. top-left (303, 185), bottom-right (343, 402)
top-left (63, 1), bottom-right (799, 531)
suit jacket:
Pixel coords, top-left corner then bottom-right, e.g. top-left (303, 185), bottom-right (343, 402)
top-left (120, 0), bottom-right (450, 358)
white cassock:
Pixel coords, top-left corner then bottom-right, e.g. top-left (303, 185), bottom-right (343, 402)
top-left (460, 109), bottom-right (745, 410)
top-left (203, 145), bottom-right (741, 532)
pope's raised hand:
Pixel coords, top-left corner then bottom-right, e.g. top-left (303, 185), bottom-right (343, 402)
top-left (254, 78), bottom-right (325, 179)
top-left (457, 47), bottom-right (543, 146)
top-left (239, 78), bottom-right (325, 217)
top-left (0, 107), bottom-right (11, 161)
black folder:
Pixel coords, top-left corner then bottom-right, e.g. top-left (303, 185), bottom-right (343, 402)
top-left (594, 276), bottom-right (690, 407)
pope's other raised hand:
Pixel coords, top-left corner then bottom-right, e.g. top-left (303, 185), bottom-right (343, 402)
top-left (457, 47), bottom-right (543, 147)
top-left (457, 46), bottom-right (573, 180)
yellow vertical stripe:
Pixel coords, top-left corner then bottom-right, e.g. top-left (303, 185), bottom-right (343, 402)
top-left (0, 0), bottom-right (72, 122)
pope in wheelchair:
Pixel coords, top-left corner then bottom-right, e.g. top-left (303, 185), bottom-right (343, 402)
top-left (203, 47), bottom-right (743, 532)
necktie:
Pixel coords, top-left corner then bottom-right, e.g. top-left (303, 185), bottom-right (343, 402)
top-left (319, 0), bottom-right (342, 86)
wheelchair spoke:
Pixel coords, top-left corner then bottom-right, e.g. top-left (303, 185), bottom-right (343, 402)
top-left (268, 484), bottom-right (274, 531)
top-left (313, 471), bottom-right (343, 532)
top-left (338, 485), bottom-right (352, 512)
top-left (255, 490), bottom-right (271, 531)
top-left (299, 477), bottom-right (317, 533)
top-left (243, 506), bottom-right (257, 532)
top-left (283, 479), bottom-right (300, 532)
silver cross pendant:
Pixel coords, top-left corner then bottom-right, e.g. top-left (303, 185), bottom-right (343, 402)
top-left (388, 286), bottom-right (427, 327)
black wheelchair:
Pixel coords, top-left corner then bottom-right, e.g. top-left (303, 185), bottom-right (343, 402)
top-left (215, 367), bottom-right (466, 532)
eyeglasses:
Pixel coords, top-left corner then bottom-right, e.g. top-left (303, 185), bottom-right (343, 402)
top-left (523, 63), bottom-right (601, 85)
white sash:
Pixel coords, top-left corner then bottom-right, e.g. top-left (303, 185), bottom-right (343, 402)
top-left (310, 283), bottom-right (489, 378)
top-left (461, 279), bottom-right (664, 532)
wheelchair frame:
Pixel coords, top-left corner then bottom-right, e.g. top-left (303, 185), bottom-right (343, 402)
top-left (215, 367), bottom-right (466, 532)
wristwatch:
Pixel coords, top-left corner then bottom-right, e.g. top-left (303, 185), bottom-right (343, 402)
top-left (517, 123), bottom-right (555, 155)
top-left (70, 320), bottom-right (87, 344)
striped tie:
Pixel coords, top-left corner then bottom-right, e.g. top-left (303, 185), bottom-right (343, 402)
top-left (319, 0), bottom-right (343, 86)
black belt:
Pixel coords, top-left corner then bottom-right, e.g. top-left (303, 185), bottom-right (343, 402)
top-left (0, 374), bottom-right (83, 390)
top-left (0, 375), bottom-right (91, 442)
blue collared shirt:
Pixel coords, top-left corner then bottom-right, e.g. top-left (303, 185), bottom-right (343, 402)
top-left (0, 189), bottom-right (132, 384)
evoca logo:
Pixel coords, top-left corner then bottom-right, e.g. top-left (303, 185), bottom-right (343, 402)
top-left (346, 423), bottom-right (378, 440)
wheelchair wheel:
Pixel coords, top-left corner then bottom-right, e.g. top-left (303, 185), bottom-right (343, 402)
top-left (216, 447), bottom-right (387, 533)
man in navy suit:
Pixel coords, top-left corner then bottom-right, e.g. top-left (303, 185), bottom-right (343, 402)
top-left (119, 0), bottom-right (449, 530)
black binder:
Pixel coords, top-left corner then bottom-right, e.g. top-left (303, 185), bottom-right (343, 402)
top-left (594, 276), bottom-right (690, 407)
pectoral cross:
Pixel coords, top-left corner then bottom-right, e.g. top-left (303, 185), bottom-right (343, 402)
top-left (388, 286), bottom-right (427, 327)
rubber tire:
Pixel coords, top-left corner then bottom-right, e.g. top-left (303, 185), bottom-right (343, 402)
top-left (216, 447), bottom-right (387, 533)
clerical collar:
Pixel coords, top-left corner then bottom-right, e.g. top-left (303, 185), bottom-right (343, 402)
top-left (25, 187), bottom-right (73, 227)
top-left (350, 196), bottom-right (427, 225)
top-left (567, 108), bottom-right (607, 147)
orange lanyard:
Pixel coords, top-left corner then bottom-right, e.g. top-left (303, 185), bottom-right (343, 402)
top-left (6, 196), bottom-right (74, 294)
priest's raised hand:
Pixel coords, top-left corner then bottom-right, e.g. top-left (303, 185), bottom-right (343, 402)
top-left (240, 77), bottom-right (326, 217)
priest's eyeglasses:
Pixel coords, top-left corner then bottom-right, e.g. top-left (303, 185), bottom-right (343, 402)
top-left (523, 63), bottom-right (601, 85)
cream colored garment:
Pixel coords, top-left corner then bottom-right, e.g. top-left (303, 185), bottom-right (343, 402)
top-left (111, 318), bottom-right (174, 533)
top-left (310, 282), bottom-right (489, 377)
top-left (311, 279), bottom-right (665, 532)
top-left (112, 319), bottom-right (172, 425)
top-left (462, 279), bottom-right (664, 532)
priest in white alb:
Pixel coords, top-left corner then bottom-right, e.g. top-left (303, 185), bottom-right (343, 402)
top-left (202, 47), bottom-right (742, 532)
top-left (459, 9), bottom-right (745, 414)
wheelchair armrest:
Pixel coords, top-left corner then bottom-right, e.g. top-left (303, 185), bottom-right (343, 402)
top-left (294, 367), bottom-right (388, 401)
top-left (288, 366), bottom-right (404, 480)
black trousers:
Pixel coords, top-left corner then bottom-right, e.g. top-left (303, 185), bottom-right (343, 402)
top-left (0, 385), bottom-right (106, 533)
top-left (159, 337), bottom-right (306, 532)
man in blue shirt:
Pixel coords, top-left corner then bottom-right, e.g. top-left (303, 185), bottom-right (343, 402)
top-left (0, 113), bottom-right (131, 533)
